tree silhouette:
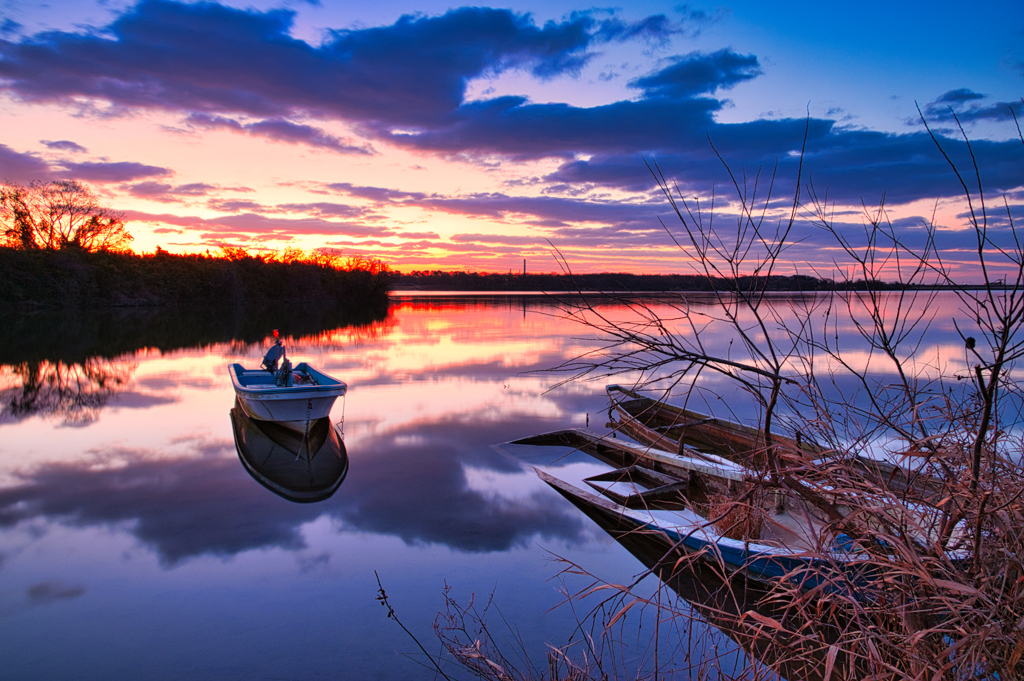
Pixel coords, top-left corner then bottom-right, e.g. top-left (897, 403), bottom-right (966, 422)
top-left (1, 180), bottom-right (133, 252)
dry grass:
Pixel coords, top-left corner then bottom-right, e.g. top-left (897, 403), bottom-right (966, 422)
top-left (441, 112), bottom-right (1024, 680)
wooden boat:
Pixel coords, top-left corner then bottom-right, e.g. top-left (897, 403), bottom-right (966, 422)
top-left (229, 362), bottom-right (347, 428)
top-left (517, 430), bottom-right (824, 548)
top-left (536, 468), bottom-right (836, 587)
top-left (606, 384), bottom-right (945, 503)
top-left (566, 474), bottom-right (859, 681)
top-left (515, 429), bottom-right (965, 568)
top-left (229, 401), bottom-right (349, 503)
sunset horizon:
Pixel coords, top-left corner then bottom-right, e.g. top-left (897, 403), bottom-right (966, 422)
top-left (2, 0), bottom-right (1022, 277)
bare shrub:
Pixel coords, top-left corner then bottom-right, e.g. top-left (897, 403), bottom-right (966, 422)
top-left (1, 180), bottom-right (133, 252)
top-left (522, 112), bottom-right (1024, 679)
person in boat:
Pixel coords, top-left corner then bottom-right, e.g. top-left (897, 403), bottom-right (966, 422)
top-left (262, 330), bottom-right (285, 372)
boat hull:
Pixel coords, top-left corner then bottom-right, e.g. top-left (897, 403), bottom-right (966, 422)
top-left (235, 392), bottom-right (338, 425)
top-left (606, 384), bottom-right (945, 502)
top-left (536, 469), bottom-right (815, 585)
top-left (229, 362), bottom-right (346, 429)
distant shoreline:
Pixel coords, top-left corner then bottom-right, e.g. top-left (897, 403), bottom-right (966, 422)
top-left (390, 271), bottom-right (1001, 293)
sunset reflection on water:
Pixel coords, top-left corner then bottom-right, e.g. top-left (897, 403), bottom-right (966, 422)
top-left (0, 291), bottom-right (993, 679)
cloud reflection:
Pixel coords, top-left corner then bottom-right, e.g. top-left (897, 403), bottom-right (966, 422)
top-left (0, 415), bottom-right (585, 565)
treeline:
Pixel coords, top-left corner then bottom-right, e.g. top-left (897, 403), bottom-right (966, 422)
top-left (0, 247), bottom-right (392, 309)
top-left (393, 270), bottom-right (907, 292)
top-left (0, 303), bottom-right (389, 366)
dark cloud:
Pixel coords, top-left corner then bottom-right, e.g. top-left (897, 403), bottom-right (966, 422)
top-left (935, 88), bottom-right (986, 103)
top-left (1, 1), bottom-right (1017, 210)
top-left (127, 181), bottom-right (217, 201)
top-left (318, 181), bottom-right (666, 234)
top-left (451, 233), bottom-right (547, 245)
top-left (207, 198), bottom-right (265, 213)
top-left (187, 113), bottom-right (374, 154)
top-left (27, 581), bottom-right (87, 605)
top-left (121, 209), bottom-right (393, 238)
top-left (384, 95), bottom-right (721, 159)
top-left (0, 1), bottom-right (665, 130)
top-left (41, 139), bottom-right (88, 153)
top-left (628, 49), bottom-right (761, 99)
top-left (921, 90), bottom-right (1024, 124)
top-left (0, 18), bottom-right (20, 36)
top-left (325, 183), bottom-right (427, 202)
top-left (276, 202), bottom-right (365, 218)
top-left (0, 144), bottom-right (52, 183)
top-left (57, 160), bottom-right (172, 183)
top-left (591, 13), bottom-right (680, 44)
top-left (416, 192), bottom-right (662, 230)
top-left (545, 119), bottom-right (1024, 206)
top-left (246, 119), bottom-right (374, 154)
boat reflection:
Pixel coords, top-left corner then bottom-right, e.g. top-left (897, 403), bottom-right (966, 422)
top-left (229, 401), bottom-right (349, 503)
top-left (574, 492), bottom-right (836, 681)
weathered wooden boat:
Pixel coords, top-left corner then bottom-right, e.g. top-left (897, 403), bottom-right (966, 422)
top-left (606, 384), bottom-right (944, 503)
top-left (229, 402), bottom-right (349, 503)
top-left (515, 429), bottom-right (965, 576)
top-left (229, 362), bottom-right (347, 428)
top-left (537, 468), bottom-right (837, 587)
top-left (567, 473), bottom-right (859, 681)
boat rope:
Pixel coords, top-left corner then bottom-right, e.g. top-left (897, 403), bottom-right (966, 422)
top-left (298, 398), bottom-right (313, 462)
top-left (337, 395), bottom-right (346, 441)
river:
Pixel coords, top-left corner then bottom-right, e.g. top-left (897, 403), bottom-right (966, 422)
top-left (0, 290), bottom-right (992, 680)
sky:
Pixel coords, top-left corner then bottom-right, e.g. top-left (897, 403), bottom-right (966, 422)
top-left (0, 0), bottom-right (1023, 274)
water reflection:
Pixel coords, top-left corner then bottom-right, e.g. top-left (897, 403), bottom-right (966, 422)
top-left (1, 292), bottom-right (983, 680)
top-left (0, 415), bottom-right (587, 567)
top-left (0, 357), bottom-right (137, 425)
top-left (229, 402), bottom-right (349, 503)
top-left (0, 301), bottom-right (389, 366)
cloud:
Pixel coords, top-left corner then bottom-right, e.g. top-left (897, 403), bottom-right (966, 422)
top-left (0, 1), bottom-right (668, 130)
top-left (383, 95), bottom-right (722, 159)
top-left (546, 118), bottom-right (1024, 206)
top-left (1, 1), bottom-right (1019, 212)
top-left (41, 139), bottom-right (88, 153)
top-left (920, 90), bottom-right (1024, 124)
top-left (27, 581), bottom-right (87, 605)
top-left (325, 183), bottom-right (427, 203)
top-left (276, 202), bottom-right (365, 218)
top-left (451, 233), bottom-right (547, 245)
top-left (0, 144), bottom-right (52, 183)
top-left (57, 160), bottom-right (172, 183)
top-left (186, 113), bottom-right (374, 154)
top-left (628, 49), bottom-right (761, 99)
top-left (935, 88), bottom-right (986, 103)
top-left (127, 181), bottom-right (217, 201)
top-left (207, 198), bottom-right (265, 212)
top-left (319, 181), bottom-right (668, 234)
top-left (122, 209), bottom-right (393, 238)
top-left (591, 13), bottom-right (681, 44)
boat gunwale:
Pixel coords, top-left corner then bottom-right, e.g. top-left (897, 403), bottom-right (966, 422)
top-left (229, 362), bottom-right (348, 398)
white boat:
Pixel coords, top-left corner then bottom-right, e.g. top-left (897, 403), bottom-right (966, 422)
top-left (228, 361), bottom-right (347, 428)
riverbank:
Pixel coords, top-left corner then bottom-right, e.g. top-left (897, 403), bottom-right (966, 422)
top-left (0, 247), bottom-right (392, 309)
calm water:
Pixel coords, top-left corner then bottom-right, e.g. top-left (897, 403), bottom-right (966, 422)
top-left (0, 291), bottom-right (995, 680)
